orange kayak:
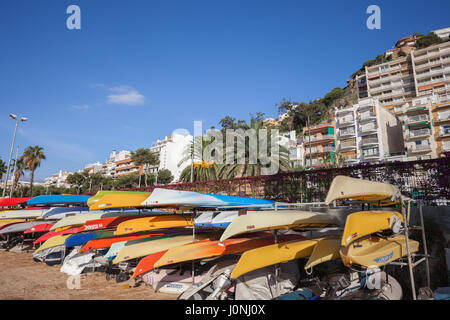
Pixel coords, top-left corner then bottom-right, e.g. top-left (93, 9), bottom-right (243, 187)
top-left (114, 214), bottom-right (193, 235)
top-left (132, 250), bottom-right (169, 278)
top-left (132, 233), bottom-right (304, 278)
top-left (79, 233), bottom-right (165, 253)
top-left (81, 215), bottom-right (153, 232)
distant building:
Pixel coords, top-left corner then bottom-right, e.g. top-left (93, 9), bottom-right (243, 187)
top-left (44, 170), bottom-right (72, 188)
top-left (149, 132), bottom-right (193, 182)
top-left (431, 27), bottom-right (450, 39)
top-left (303, 117), bottom-right (336, 167)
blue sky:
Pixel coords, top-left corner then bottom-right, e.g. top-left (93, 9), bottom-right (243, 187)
top-left (1, 0), bottom-right (449, 181)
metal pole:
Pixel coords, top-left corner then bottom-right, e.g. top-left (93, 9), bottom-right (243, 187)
top-left (9, 147), bottom-right (19, 198)
top-left (190, 139), bottom-right (194, 183)
top-left (192, 209), bottom-right (196, 285)
top-left (3, 118), bottom-right (19, 197)
top-left (402, 200), bottom-right (417, 300)
top-left (419, 203), bottom-right (431, 288)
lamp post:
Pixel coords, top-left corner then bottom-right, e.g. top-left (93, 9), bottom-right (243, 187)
top-left (9, 147), bottom-right (19, 198)
top-left (2, 114), bottom-right (28, 197)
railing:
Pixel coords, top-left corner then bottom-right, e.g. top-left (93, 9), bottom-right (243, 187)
top-left (339, 129), bottom-right (356, 137)
top-left (408, 114), bottom-right (429, 124)
top-left (359, 113), bottom-right (376, 120)
top-left (408, 129), bottom-right (431, 139)
top-left (360, 125), bottom-right (377, 132)
top-left (362, 153), bottom-right (380, 159)
top-left (305, 134), bottom-right (334, 143)
top-left (440, 129), bottom-right (450, 137)
top-left (409, 144), bottom-right (432, 152)
top-left (361, 137), bottom-right (379, 145)
top-left (437, 113), bottom-right (450, 122)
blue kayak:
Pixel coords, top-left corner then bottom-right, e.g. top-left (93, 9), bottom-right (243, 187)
top-left (27, 195), bottom-right (91, 206)
top-left (64, 231), bottom-right (115, 247)
top-left (42, 206), bottom-right (90, 218)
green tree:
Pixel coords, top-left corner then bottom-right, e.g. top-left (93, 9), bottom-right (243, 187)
top-left (22, 146), bottom-right (46, 196)
top-left (66, 171), bottom-right (89, 194)
top-left (157, 169), bottom-right (174, 185)
top-left (113, 173), bottom-right (140, 189)
top-left (130, 148), bottom-right (160, 187)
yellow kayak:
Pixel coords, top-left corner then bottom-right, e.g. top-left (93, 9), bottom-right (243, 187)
top-left (230, 238), bottom-right (322, 279)
top-left (325, 175), bottom-right (401, 205)
top-left (114, 214), bottom-right (193, 236)
top-left (34, 234), bottom-right (72, 253)
top-left (219, 210), bottom-right (340, 242)
top-left (341, 211), bottom-right (404, 246)
top-left (0, 219), bottom-right (26, 227)
top-left (304, 236), bottom-right (342, 270)
top-left (340, 234), bottom-right (419, 268)
top-left (87, 190), bottom-right (151, 207)
top-left (112, 233), bottom-right (213, 264)
top-left (89, 193), bottom-right (152, 211)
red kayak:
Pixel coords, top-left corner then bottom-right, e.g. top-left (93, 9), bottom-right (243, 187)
top-left (81, 215), bottom-right (154, 232)
top-left (0, 197), bottom-right (32, 207)
top-left (24, 223), bottom-right (54, 234)
top-left (34, 226), bottom-right (82, 245)
top-left (79, 232), bottom-right (165, 253)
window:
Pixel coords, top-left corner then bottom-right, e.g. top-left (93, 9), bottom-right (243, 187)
top-left (441, 125), bottom-right (450, 135)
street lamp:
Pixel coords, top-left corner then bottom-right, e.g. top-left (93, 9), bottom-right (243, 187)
top-left (2, 114), bottom-right (28, 197)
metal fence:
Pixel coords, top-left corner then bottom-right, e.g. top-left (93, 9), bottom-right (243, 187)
top-left (130, 156), bottom-right (450, 204)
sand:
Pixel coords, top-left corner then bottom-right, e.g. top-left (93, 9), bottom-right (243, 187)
top-left (0, 251), bottom-right (178, 300)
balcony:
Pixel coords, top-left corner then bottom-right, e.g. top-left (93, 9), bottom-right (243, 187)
top-left (337, 119), bottom-right (355, 128)
top-left (339, 142), bottom-right (357, 152)
top-left (359, 124), bottom-right (378, 134)
top-left (359, 112), bottom-right (377, 122)
top-left (362, 153), bottom-right (380, 161)
top-left (435, 113), bottom-right (450, 124)
top-left (338, 129), bottom-right (356, 138)
top-left (361, 137), bottom-right (379, 146)
top-left (440, 129), bottom-right (450, 137)
top-left (407, 114), bottom-right (429, 125)
top-left (408, 144), bottom-right (432, 154)
top-left (407, 128), bottom-right (431, 140)
top-left (394, 105), bottom-right (404, 114)
top-left (443, 143), bottom-right (450, 152)
top-left (304, 134), bottom-right (335, 145)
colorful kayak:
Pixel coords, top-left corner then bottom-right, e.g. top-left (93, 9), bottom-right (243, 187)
top-left (81, 214), bottom-right (155, 232)
top-left (0, 208), bottom-right (48, 219)
top-left (89, 193), bottom-right (152, 211)
top-left (112, 233), bottom-right (215, 264)
top-left (0, 221), bottom-right (52, 235)
top-left (325, 175), bottom-right (401, 205)
top-left (24, 223), bottom-right (54, 234)
top-left (132, 250), bottom-right (169, 278)
top-left (341, 211), bottom-right (404, 246)
top-left (340, 235), bottom-right (419, 268)
top-left (211, 211), bottom-right (238, 229)
top-left (141, 188), bottom-right (276, 208)
top-left (0, 219), bottom-right (26, 228)
top-left (42, 206), bottom-right (90, 219)
top-left (79, 232), bottom-right (165, 253)
top-left (34, 227), bottom-right (82, 245)
top-left (26, 195), bottom-right (90, 206)
top-left (114, 214), bottom-right (193, 236)
top-left (304, 236), bottom-right (342, 270)
top-left (64, 231), bottom-right (115, 247)
top-left (219, 210), bottom-right (340, 242)
top-left (49, 211), bottom-right (128, 231)
top-left (35, 234), bottom-right (73, 253)
top-left (87, 190), bottom-right (151, 207)
top-left (230, 238), bottom-right (324, 279)
top-left (0, 197), bottom-right (32, 207)
top-left (137, 233), bottom-right (305, 278)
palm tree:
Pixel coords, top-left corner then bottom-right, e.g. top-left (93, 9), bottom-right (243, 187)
top-left (217, 121), bottom-right (291, 179)
top-left (0, 158), bottom-right (6, 181)
top-left (22, 146), bottom-right (46, 196)
top-left (10, 158), bottom-right (26, 197)
top-left (130, 148), bottom-right (160, 187)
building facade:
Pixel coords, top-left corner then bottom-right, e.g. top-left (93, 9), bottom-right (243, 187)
top-left (303, 117), bottom-right (336, 167)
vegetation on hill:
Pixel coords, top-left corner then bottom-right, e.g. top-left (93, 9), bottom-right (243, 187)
top-left (416, 31), bottom-right (450, 49)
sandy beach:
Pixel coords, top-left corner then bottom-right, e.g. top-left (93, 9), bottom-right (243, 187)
top-left (0, 251), bottom-right (177, 300)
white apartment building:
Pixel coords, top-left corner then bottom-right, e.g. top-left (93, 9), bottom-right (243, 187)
top-left (411, 41), bottom-right (450, 98)
top-left (44, 170), bottom-right (72, 188)
top-left (431, 27), bottom-right (450, 40)
top-left (280, 131), bottom-right (305, 169)
top-left (149, 132), bottom-right (193, 182)
top-left (335, 98), bottom-right (404, 164)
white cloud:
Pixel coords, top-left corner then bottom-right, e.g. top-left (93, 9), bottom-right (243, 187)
top-left (107, 85), bottom-right (146, 106)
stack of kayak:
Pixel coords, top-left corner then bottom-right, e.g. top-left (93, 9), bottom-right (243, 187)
top-left (0, 175), bottom-right (426, 300)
